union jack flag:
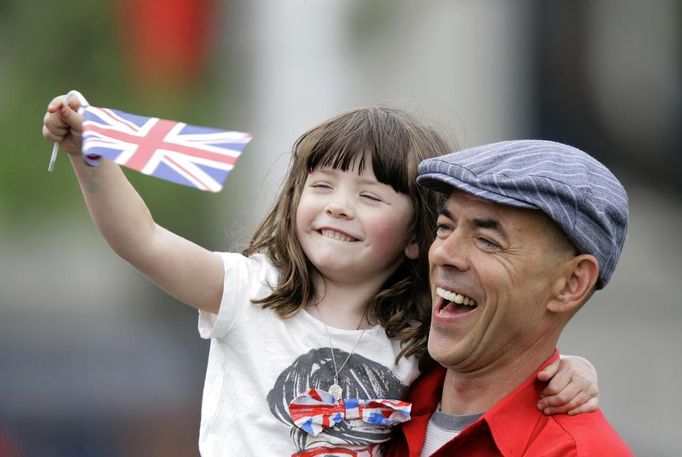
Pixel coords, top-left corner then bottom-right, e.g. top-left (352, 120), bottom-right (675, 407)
top-left (81, 106), bottom-right (252, 192)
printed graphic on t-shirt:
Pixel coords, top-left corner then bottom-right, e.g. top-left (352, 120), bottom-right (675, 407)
top-left (267, 347), bottom-right (407, 455)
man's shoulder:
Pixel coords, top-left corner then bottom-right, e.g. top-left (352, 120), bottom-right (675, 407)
top-left (531, 410), bottom-right (634, 456)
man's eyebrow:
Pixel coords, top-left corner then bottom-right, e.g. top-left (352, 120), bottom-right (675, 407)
top-left (438, 207), bottom-right (453, 219)
top-left (438, 208), bottom-right (509, 240)
top-left (471, 218), bottom-right (509, 241)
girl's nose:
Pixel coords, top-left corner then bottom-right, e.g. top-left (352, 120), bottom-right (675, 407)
top-left (325, 201), bottom-right (354, 218)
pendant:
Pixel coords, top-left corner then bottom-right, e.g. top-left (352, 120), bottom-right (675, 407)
top-left (329, 383), bottom-right (343, 401)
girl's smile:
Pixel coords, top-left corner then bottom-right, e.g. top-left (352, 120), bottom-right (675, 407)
top-left (318, 228), bottom-right (358, 242)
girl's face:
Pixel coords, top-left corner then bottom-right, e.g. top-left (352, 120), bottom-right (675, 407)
top-left (295, 156), bottom-right (419, 288)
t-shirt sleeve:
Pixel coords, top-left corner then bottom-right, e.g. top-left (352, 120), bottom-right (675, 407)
top-left (197, 252), bottom-right (278, 339)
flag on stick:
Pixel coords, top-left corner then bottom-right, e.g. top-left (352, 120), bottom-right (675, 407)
top-left (82, 106), bottom-right (252, 192)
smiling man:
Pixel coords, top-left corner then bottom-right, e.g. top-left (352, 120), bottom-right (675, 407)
top-left (387, 140), bottom-right (634, 456)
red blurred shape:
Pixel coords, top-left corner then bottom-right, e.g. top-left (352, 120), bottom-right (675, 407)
top-left (116, 0), bottom-right (215, 87)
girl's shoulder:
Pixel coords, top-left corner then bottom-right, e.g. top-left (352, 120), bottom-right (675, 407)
top-left (217, 251), bottom-right (278, 275)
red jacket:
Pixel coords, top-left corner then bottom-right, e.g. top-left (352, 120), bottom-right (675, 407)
top-left (386, 351), bottom-right (634, 456)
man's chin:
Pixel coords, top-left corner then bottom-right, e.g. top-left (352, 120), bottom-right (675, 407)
top-left (427, 339), bottom-right (469, 369)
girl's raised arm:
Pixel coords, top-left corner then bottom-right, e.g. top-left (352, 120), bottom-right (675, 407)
top-left (43, 95), bottom-right (224, 314)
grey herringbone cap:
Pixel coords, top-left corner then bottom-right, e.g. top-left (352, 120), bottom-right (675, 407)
top-left (417, 139), bottom-right (628, 289)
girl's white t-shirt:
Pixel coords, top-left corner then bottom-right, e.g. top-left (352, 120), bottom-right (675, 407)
top-left (197, 252), bottom-right (420, 456)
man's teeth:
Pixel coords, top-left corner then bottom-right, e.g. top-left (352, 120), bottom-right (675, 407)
top-left (321, 229), bottom-right (354, 242)
top-left (436, 287), bottom-right (476, 306)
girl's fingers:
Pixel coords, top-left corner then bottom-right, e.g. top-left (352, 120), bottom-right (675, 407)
top-left (43, 112), bottom-right (69, 135)
top-left (43, 104), bottom-right (83, 139)
top-left (537, 372), bottom-right (599, 414)
top-left (536, 359), bottom-right (560, 382)
top-left (536, 357), bottom-right (599, 415)
top-left (46, 95), bottom-right (67, 113)
top-left (567, 397), bottom-right (599, 416)
top-left (43, 93), bottom-right (87, 159)
top-left (543, 391), bottom-right (599, 415)
top-left (42, 125), bottom-right (64, 143)
top-left (59, 105), bottom-right (83, 133)
top-left (542, 367), bottom-right (573, 396)
top-left (542, 376), bottom-right (580, 406)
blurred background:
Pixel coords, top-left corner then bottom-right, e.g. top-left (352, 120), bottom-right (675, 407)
top-left (0, 0), bottom-right (679, 455)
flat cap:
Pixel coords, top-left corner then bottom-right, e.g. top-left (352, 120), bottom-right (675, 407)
top-left (417, 139), bottom-right (628, 289)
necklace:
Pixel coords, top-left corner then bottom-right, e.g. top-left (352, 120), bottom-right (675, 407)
top-left (317, 305), bottom-right (367, 401)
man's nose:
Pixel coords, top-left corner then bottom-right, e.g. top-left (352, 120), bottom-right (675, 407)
top-left (429, 232), bottom-right (470, 271)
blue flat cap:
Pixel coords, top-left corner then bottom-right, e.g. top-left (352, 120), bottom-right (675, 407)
top-left (417, 139), bottom-right (628, 289)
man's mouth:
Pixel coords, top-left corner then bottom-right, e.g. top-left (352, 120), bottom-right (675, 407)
top-left (319, 229), bottom-right (357, 242)
top-left (435, 286), bottom-right (478, 316)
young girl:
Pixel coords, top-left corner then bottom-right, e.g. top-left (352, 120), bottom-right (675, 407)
top-left (43, 97), bottom-right (598, 456)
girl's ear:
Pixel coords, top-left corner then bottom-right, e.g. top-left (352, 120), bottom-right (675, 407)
top-left (547, 254), bottom-right (599, 314)
top-left (404, 240), bottom-right (419, 260)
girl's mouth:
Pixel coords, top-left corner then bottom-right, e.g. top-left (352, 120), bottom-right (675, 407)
top-left (319, 228), bottom-right (358, 242)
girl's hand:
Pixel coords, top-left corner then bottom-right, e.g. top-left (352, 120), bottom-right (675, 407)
top-left (42, 95), bottom-right (84, 156)
top-left (536, 355), bottom-right (599, 415)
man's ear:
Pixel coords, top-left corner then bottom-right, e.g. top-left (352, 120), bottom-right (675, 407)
top-left (547, 254), bottom-right (599, 314)
top-left (404, 240), bottom-right (419, 260)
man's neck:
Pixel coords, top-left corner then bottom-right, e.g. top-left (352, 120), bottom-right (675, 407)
top-left (439, 345), bottom-right (556, 415)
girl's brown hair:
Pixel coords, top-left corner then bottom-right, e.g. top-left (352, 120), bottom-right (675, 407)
top-left (243, 106), bottom-right (450, 364)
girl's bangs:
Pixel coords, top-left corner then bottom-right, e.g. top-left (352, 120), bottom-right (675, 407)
top-left (304, 115), bottom-right (412, 195)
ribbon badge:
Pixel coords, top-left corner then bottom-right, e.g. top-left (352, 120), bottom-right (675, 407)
top-left (288, 388), bottom-right (412, 436)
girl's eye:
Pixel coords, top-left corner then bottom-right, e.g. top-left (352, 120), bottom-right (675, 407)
top-left (310, 182), bottom-right (332, 189)
top-left (360, 193), bottom-right (382, 202)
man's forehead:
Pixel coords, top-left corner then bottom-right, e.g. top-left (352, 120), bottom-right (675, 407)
top-left (442, 189), bottom-right (508, 213)
top-left (441, 189), bottom-right (545, 228)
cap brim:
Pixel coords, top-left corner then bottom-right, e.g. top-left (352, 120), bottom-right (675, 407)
top-left (417, 174), bottom-right (538, 210)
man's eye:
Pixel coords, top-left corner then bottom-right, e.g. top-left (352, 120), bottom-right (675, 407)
top-left (436, 224), bottom-right (452, 235)
top-left (477, 237), bottom-right (500, 251)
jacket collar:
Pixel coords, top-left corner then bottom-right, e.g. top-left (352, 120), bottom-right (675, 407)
top-left (402, 350), bottom-right (560, 456)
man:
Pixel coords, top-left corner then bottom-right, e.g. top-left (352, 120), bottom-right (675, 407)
top-left (387, 140), bottom-right (634, 456)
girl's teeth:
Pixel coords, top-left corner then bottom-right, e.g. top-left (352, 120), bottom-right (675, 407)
top-left (321, 229), bottom-right (353, 242)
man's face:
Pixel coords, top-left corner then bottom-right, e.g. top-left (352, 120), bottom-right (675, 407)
top-left (427, 190), bottom-right (571, 371)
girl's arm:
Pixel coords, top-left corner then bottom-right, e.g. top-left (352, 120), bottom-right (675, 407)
top-left (43, 95), bottom-right (224, 314)
top-left (536, 355), bottom-right (599, 415)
